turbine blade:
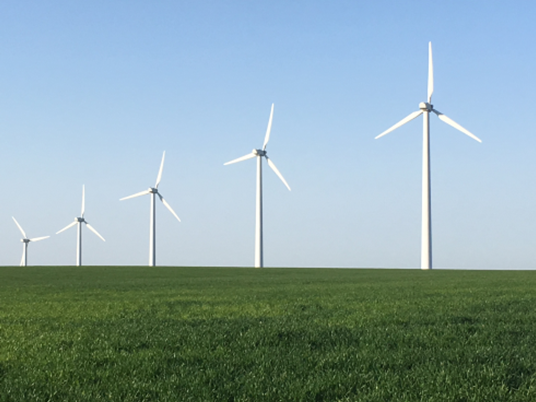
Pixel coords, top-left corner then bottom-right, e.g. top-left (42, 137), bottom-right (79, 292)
top-left (56, 221), bottom-right (77, 235)
top-left (20, 247), bottom-right (25, 267)
top-left (375, 110), bottom-right (423, 139)
top-left (157, 193), bottom-right (181, 222)
top-left (81, 185), bottom-right (85, 217)
top-left (29, 236), bottom-right (50, 242)
top-left (120, 190), bottom-right (151, 201)
top-left (12, 217), bottom-right (27, 238)
top-left (224, 152), bottom-right (256, 166)
top-left (262, 103), bottom-right (275, 151)
top-left (428, 42), bottom-right (434, 103)
top-left (266, 156), bottom-right (291, 191)
top-left (432, 109), bottom-right (482, 143)
top-left (155, 151), bottom-right (165, 189)
top-left (85, 223), bottom-right (106, 242)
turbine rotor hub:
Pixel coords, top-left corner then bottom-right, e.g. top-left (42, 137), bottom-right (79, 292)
top-left (149, 187), bottom-right (158, 194)
top-left (76, 217), bottom-right (85, 223)
top-left (22, 239), bottom-right (30, 243)
top-left (254, 149), bottom-right (266, 157)
top-left (419, 102), bottom-right (433, 112)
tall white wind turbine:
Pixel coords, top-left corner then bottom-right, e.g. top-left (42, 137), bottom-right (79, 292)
top-left (12, 217), bottom-right (49, 266)
top-left (375, 42), bottom-right (481, 270)
top-left (224, 104), bottom-right (291, 268)
top-left (120, 151), bottom-right (181, 267)
top-left (56, 185), bottom-right (106, 266)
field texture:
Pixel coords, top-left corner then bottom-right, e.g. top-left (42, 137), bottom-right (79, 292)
top-left (1, 267), bottom-right (536, 401)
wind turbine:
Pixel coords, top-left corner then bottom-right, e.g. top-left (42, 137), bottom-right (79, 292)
top-left (120, 151), bottom-right (181, 267)
top-left (56, 185), bottom-right (105, 266)
top-left (224, 104), bottom-right (291, 268)
top-left (12, 217), bottom-right (49, 266)
top-left (375, 42), bottom-right (481, 270)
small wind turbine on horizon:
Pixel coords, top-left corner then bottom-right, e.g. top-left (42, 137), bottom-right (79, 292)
top-left (375, 42), bottom-right (481, 270)
top-left (224, 104), bottom-right (291, 268)
top-left (56, 185), bottom-right (106, 266)
top-left (12, 217), bottom-right (49, 266)
top-left (120, 151), bottom-right (181, 267)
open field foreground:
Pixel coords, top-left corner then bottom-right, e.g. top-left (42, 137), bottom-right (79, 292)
top-left (1, 267), bottom-right (536, 401)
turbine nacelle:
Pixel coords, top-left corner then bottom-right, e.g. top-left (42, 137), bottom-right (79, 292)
top-left (419, 102), bottom-right (433, 112)
top-left (149, 187), bottom-right (159, 194)
top-left (21, 239), bottom-right (30, 243)
top-left (253, 149), bottom-right (267, 157)
top-left (76, 217), bottom-right (85, 223)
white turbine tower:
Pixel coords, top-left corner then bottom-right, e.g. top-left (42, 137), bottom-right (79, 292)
top-left (224, 104), bottom-right (291, 268)
top-left (12, 217), bottom-right (49, 266)
top-left (120, 151), bottom-right (181, 267)
top-left (375, 42), bottom-right (481, 270)
top-left (56, 185), bottom-right (106, 266)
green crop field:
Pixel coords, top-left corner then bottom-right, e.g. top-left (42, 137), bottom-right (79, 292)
top-left (1, 267), bottom-right (536, 401)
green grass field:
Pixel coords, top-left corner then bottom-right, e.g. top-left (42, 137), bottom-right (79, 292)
top-left (1, 267), bottom-right (536, 401)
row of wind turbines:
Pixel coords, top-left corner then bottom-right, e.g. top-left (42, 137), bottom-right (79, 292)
top-left (13, 152), bottom-right (180, 267)
top-left (12, 42), bottom-right (481, 269)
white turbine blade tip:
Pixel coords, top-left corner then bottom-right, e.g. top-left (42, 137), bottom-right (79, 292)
top-left (428, 42), bottom-right (434, 103)
top-left (120, 190), bottom-right (151, 201)
top-left (56, 221), bottom-right (77, 234)
top-left (158, 193), bottom-right (181, 222)
top-left (86, 223), bottom-right (106, 242)
top-left (81, 185), bottom-right (85, 217)
top-left (30, 236), bottom-right (50, 242)
top-left (266, 156), bottom-right (291, 191)
top-left (262, 103), bottom-right (275, 151)
top-left (224, 152), bottom-right (256, 165)
top-left (155, 151), bottom-right (166, 188)
top-left (375, 110), bottom-right (423, 139)
top-left (12, 217), bottom-right (27, 238)
top-left (433, 109), bottom-right (482, 143)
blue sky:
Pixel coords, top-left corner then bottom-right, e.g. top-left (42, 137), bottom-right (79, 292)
top-left (1, 1), bottom-right (535, 268)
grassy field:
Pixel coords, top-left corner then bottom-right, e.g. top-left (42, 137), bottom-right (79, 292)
top-left (1, 267), bottom-right (536, 401)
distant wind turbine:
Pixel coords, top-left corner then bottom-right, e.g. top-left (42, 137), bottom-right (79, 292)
top-left (56, 185), bottom-right (106, 266)
top-left (12, 217), bottom-right (49, 266)
top-left (224, 104), bottom-right (291, 268)
top-left (120, 151), bottom-right (181, 267)
top-left (375, 42), bottom-right (481, 270)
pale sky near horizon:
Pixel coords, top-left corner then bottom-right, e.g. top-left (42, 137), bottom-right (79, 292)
top-left (1, 1), bottom-right (535, 268)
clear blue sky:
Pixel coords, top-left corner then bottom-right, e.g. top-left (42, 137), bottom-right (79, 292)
top-left (1, 1), bottom-right (535, 268)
